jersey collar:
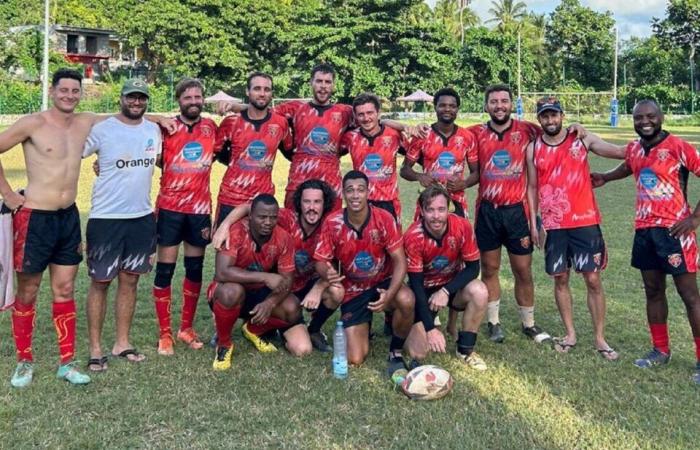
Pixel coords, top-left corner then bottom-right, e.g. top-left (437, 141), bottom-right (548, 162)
top-left (486, 119), bottom-right (513, 141)
top-left (242, 109), bottom-right (272, 131)
top-left (421, 217), bottom-right (449, 246)
top-left (640, 131), bottom-right (670, 155)
top-left (309, 102), bottom-right (334, 117)
top-left (343, 206), bottom-right (372, 238)
top-left (431, 123), bottom-right (459, 146)
top-left (359, 124), bottom-right (385, 146)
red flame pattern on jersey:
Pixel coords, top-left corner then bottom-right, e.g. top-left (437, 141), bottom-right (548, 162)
top-left (313, 206), bottom-right (403, 302)
top-left (340, 125), bottom-right (407, 216)
top-left (156, 118), bottom-right (217, 214)
top-left (625, 133), bottom-right (700, 229)
top-left (275, 101), bottom-right (353, 202)
top-left (404, 214), bottom-right (480, 288)
top-left (467, 120), bottom-right (540, 207)
top-left (533, 132), bottom-right (600, 230)
top-left (214, 111), bottom-right (291, 207)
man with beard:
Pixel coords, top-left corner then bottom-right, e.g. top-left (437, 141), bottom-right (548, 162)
top-left (213, 72), bottom-right (292, 226)
top-left (340, 93), bottom-right (407, 219)
top-left (404, 185), bottom-right (489, 369)
top-left (208, 194), bottom-right (312, 370)
top-left (152, 78), bottom-right (217, 356)
top-left (465, 84), bottom-right (551, 344)
top-left (212, 179), bottom-right (344, 353)
top-left (591, 100), bottom-right (700, 382)
top-left (525, 97), bottom-right (623, 360)
top-left (314, 171), bottom-right (418, 376)
top-left (83, 79), bottom-right (162, 367)
top-left (401, 88), bottom-right (475, 219)
top-left (219, 64), bottom-right (421, 211)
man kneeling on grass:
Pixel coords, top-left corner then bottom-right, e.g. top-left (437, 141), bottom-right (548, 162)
top-left (404, 185), bottom-right (489, 369)
top-left (208, 194), bottom-right (312, 370)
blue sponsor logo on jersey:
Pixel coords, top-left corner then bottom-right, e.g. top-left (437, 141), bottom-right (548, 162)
top-left (431, 255), bottom-right (449, 270)
top-left (182, 142), bottom-right (203, 161)
top-left (438, 151), bottom-right (456, 169)
top-left (247, 262), bottom-right (263, 272)
top-left (295, 250), bottom-right (310, 270)
top-left (640, 168), bottom-right (658, 189)
top-left (247, 140), bottom-right (268, 160)
top-left (310, 127), bottom-right (330, 145)
top-left (354, 251), bottom-right (375, 272)
top-left (363, 153), bottom-right (383, 172)
top-left (492, 150), bottom-right (511, 169)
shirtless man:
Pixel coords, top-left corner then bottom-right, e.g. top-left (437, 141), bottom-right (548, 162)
top-left (0, 69), bottom-right (172, 387)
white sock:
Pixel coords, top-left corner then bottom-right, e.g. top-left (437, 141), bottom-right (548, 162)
top-left (518, 305), bottom-right (535, 328)
top-left (487, 300), bottom-right (500, 324)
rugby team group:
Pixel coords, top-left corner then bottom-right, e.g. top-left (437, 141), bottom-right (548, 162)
top-left (1, 63), bottom-right (699, 389)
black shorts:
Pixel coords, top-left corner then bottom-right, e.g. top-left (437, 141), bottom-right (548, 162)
top-left (215, 203), bottom-right (235, 229)
top-left (475, 201), bottom-right (533, 255)
top-left (86, 214), bottom-right (157, 281)
top-left (369, 200), bottom-right (396, 217)
top-left (544, 225), bottom-right (606, 275)
top-left (239, 286), bottom-right (273, 319)
top-left (412, 284), bottom-right (464, 321)
top-left (12, 204), bottom-right (83, 273)
top-left (340, 278), bottom-right (391, 328)
top-left (157, 208), bottom-right (211, 247)
top-left (293, 278), bottom-right (318, 302)
top-left (631, 227), bottom-right (697, 275)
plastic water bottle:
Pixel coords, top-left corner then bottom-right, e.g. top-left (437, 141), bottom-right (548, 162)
top-left (332, 321), bottom-right (348, 379)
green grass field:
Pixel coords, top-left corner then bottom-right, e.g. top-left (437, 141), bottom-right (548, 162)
top-left (1, 121), bottom-right (700, 449)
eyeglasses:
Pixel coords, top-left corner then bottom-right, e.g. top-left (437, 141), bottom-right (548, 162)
top-left (124, 95), bottom-right (149, 103)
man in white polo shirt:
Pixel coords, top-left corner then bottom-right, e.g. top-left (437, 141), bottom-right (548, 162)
top-left (83, 79), bottom-right (162, 369)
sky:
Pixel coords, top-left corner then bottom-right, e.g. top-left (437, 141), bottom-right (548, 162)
top-left (426, 0), bottom-right (669, 40)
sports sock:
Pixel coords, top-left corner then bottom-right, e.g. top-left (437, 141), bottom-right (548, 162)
top-left (246, 317), bottom-right (290, 336)
top-left (308, 303), bottom-right (335, 334)
top-left (518, 305), bottom-right (535, 328)
top-left (649, 322), bottom-right (670, 354)
top-left (457, 331), bottom-right (477, 356)
top-left (12, 300), bottom-right (35, 362)
top-left (694, 336), bottom-right (700, 361)
top-left (487, 299), bottom-right (500, 324)
top-left (153, 285), bottom-right (172, 338)
top-left (52, 300), bottom-right (76, 364)
top-left (389, 334), bottom-right (406, 357)
top-left (180, 278), bottom-right (202, 331)
top-left (213, 302), bottom-right (241, 348)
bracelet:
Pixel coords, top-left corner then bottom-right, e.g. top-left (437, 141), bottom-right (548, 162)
top-left (441, 287), bottom-right (450, 296)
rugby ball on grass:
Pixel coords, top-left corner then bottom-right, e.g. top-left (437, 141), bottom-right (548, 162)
top-left (401, 365), bottom-right (453, 400)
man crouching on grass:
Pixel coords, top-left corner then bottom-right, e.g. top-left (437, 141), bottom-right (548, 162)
top-left (208, 194), bottom-right (312, 370)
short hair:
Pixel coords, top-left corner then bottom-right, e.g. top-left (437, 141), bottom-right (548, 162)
top-left (352, 93), bottom-right (381, 113)
top-left (310, 63), bottom-right (335, 80)
top-left (433, 87), bottom-right (460, 107)
top-left (342, 170), bottom-right (369, 188)
top-left (633, 99), bottom-right (663, 115)
top-left (52, 68), bottom-right (82, 87)
top-left (484, 84), bottom-right (513, 104)
top-left (175, 78), bottom-right (205, 99)
top-left (293, 179), bottom-right (336, 217)
top-left (251, 194), bottom-right (278, 212)
top-left (247, 71), bottom-right (273, 90)
top-left (418, 184), bottom-right (451, 210)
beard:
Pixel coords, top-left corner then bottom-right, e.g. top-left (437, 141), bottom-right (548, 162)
top-left (180, 104), bottom-right (202, 121)
top-left (489, 111), bottom-right (511, 125)
top-left (542, 123), bottom-right (562, 136)
top-left (121, 105), bottom-right (146, 120)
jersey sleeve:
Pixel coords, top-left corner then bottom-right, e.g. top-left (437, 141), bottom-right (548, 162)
top-left (277, 231), bottom-right (295, 274)
top-left (679, 140), bottom-right (700, 177)
top-left (273, 100), bottom-right (302, 120)
top-left (219, 223), bottom-right (242, 264)
top-left (460, 219), bottom-right (480, 262)
top-left (339, 131), bottom-right (353, 156)
top-left (313, 218), bottom-right (336, 262)
top-left (404, 232), bottom-right (424, 274)
top-left (406, 137), bottom-right (424, 164)
top-left (214, 116), bottom-right (236, 153)
top-left (276, 208), bottom-right (296, 233)
top-left (82, 127), bottom-right (101, 157)
top-left (383, 213), bottom-right (403, 252)
top-left (466, 126), bottom-right (481, 164)
top-left (280, 120), bottom-right (293, 152)
top-left (523, 120), bottom-right (542, 140)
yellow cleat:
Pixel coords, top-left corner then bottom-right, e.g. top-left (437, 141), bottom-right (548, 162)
top-left (241, 322), bottom-right (278, 353)
top-left (212, 345), bottom-right (234, 371)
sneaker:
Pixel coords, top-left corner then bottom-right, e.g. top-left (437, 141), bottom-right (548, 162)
top-left (634, 348), bottom-right (671, 369)
top-left (407, 359), bottom-right (422, 371)
top-left (693, 362), bottom-right (700, 385)
top-left (10, 361), bottom-right (34, 388)
top-left (157, 334), bottom-right (175, 356)
top-left (177, 328), bottom-right (204, 350)
top-left (433, 316), bottom-right (442, 327)
top-left (386, 355), bottom-right (407, 378)
top-left (457, 351), bottom-right (488, 371)
top-left (56, 361), bottom-right (91, 385)
top-left (310, 331), bottom-right (332, 353)
top-left (487, 322), bottom-right (505, 343)
top-left (241, 323), bottom-right (277, 353)
top-left (212, 345), bottom-right (234, 371)
top-left (522, 325), bottom-right (552, 344)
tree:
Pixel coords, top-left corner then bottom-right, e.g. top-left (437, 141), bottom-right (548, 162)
top-left (545, 0), bottom-right (615, 90)
top-left (433, 0), bottom-right (479, 44)
top-left (486, 0), bottom-right (527, 33)
top-left (653, 0), bottom-right (700, 97)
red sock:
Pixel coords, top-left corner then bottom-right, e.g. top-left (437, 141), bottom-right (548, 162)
top-left (52, 300), bottom-right (76, 364)
top-left (213, 302), bottom-right (241, 348)
top-left (180, 278), bottom-right (202, 331)
top-left (153, 286), bottom-right (172, 338)
top-left (694, 337), bottom-right (700, 361)
top-left (649, 323), bottom-right (670, 354)
top-left (246, 317), bottom-right (291, 336)
top-left (12, 300), bottom-right (35, 362)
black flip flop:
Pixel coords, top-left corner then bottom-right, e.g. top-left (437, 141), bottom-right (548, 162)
top-left (112, 348), bottom-right (146, 363)
top-left (87, 356), bottom-right (108, 372)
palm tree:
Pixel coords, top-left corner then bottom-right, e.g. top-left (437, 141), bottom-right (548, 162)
top-left (434, 0), bottom-right (479, 44)
top-left (486, 0), bottom-right (528, 32)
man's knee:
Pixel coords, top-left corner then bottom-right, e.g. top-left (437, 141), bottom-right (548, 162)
top-left (215, 283), bottom-right (244, 308)
top-left (51, 278), bottom-right (75, 299)
top-left (16, 276), bottom-right (41, 302)
top-left (279, 296), bottom-right (302, 321)
top-left (582, 272), bottom-right (603, 294)
top-left (286, 331), bottom-right (312, 357)
top-left (118, 272), bottom-right (139, 287)
top-left (347, 349), bottom-right (368, 366)
top-left (465, 281), bottom-right (488, 310)
top-left (323, 285), bottom-right (344, 308)
top-left (394, 286), bottom-right (415, 312)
